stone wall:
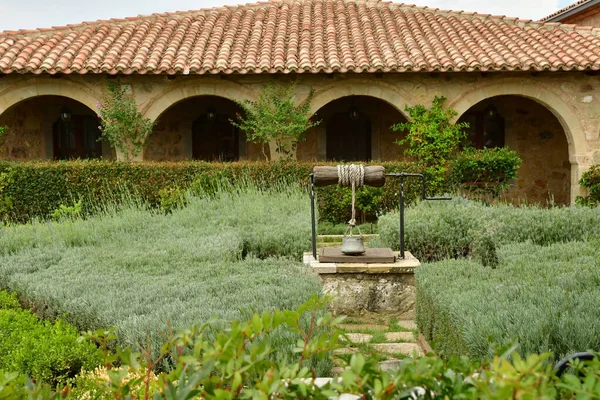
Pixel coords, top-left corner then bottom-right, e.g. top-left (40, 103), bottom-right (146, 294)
top-left (461, 95), bottom-right (571, 204)
top-left (0, 71), bottom-right (598, 202)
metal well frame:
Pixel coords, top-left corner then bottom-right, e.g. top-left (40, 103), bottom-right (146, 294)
top-left (309, 171), bottom-right (450, 260)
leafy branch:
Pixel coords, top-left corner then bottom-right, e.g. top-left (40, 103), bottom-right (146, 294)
top-left (98, 81), bottom-right (154, 161)
top-left (231, 81), bottom-right (320, 160)
top-left (392, 96), bottom-right (469, 193)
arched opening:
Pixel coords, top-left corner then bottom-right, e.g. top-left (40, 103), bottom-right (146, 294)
top-left (144, 96), bottom-right (265, 161)
top-left (297, 96), bottom-right (407, 161)
top-left (457, 95), bottom-right (571, 205)
top-left (0, 96), bottom-right (107, 160)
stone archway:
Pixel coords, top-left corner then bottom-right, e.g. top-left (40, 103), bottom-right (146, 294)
top-left (0, 94), bottom-right (109, 160)
top-left (144, 95), bottom-right (266, 161)
top-left (457, 95), bottom-right (571, 205)
top-left (298, 95), bottom-right (408, 161)
top-left (449, 80), bottom-right (589, 203)
top-left (309, 80), bottom-right (411, 117)
top-left (0, 80), bottom-right (100, 117)
top-left (142, 80), bottom-right (257, 123)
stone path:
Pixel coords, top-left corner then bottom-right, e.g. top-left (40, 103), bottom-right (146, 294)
top-left (332, 317), bottom-right (426, 375)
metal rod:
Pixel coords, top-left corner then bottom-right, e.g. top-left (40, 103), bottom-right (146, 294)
top-left (309, 173), bottom-right (317, 259)
top-left (386, 172), bottom-right (451, 260)
top-left (400, 174), bottom-right (405, 259)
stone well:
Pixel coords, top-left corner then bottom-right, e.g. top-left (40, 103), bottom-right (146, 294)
top-left (304, 251), bottom-right (420, 320)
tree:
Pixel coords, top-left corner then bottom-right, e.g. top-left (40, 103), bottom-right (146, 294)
top-left (392, 96), bottom-right (469, 193)
top-left (98, 81), bottom-right (154, 161)
top-left (231, 82), bottom-right (320, 161)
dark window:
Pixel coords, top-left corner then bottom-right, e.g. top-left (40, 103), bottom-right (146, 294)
top-left (461, 105), bottom-right (505, 149)
top-left (53, 116), bottom-right (102, 160)
top-left (326, 111), bottom-right (371, 161)
top-left (192, 114), bottom-right (239, 161)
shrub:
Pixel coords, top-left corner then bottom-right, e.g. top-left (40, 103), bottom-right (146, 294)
top-left (0, 291), bottom-right (100, 387)
top-left (0, 290), bottom-right (20, 310)
top-left (577, 164), bottom-right (600, 206)
top-left (51, 200), bottom-right (83, 221)
top-left (231, 81), bottom-right (320, 160)
top-left (5, 297), bottom-right (600, 399)
top-left (416, 240), bottom-right (600, 363)
top-left (378, 198), bottom-right (600, 261)
top-left (392, 96), bottom-right (469, 193)
top-left (450, 147), bottom-right (522, 196)
top-left (0, 186), bottom-right (328, 374)
top-left (98, 80), bottom-right (154, 160)
top-left (157, 186), bottom-right (187, 214)
top-left (0, 160), bottom-right (427, 224)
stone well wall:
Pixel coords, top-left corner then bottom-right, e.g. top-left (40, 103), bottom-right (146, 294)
top-left (305, 252), bottom-right (420, 320)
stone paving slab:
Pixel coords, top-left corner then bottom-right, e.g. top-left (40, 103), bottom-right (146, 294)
top-left (339, 324), bottom-right (388, 332)
top-left (396, 320), bottom-right (417, 330)
top-left (385, 332), bottom-right (415, 342)
top-left (334, 347), bottom-right (358, 355)
top-left (378, 359), bottom-right (402, 372)
top-left (371, 343), bottom-right (423, 356)
top-left (342, 333), bottom-right (373, 343)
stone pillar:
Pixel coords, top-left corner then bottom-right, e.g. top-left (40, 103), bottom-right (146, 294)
top-left (115, 142), bottom-right (144, 161)
top-left (570, 151), bottom-right (595, 203)
top-left (268, 138), bottom-right (297, 161)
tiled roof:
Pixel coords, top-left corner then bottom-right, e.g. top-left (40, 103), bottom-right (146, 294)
top-left (2, 0), bottom-right (600, 75)
top-left (542, 0), bottom-right (593, 22)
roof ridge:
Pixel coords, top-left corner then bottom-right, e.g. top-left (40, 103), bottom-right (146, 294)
top-left (0, 0), bottom-right (287, 37)
top-left (1, 0), bottom-right (586, 38)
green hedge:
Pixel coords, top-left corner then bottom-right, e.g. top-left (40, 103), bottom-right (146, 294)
top-left (0, 160), bottom-right (430, 224)
top-left (578, 164), bottom-right (600, 206)
top-left (416, 240), bottom-right (600, 363)
top-left (378, 198), bottom-right (600, 262)
top-left (0, 290), bottom-right (100, 387)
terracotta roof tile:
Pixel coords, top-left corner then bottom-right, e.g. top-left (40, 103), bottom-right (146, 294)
top-left (2, 0), bottom-right (600, 75)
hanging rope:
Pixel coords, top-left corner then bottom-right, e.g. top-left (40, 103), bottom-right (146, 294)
top-left (337, 164), bottom-right (365, 227)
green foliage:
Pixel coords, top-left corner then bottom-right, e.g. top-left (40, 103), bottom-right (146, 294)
top-left (0, 185), bottom-right (328, 374)
top-left (0, 290), bottom-right (20, 310)
top-left (4, 298), bottom-right (600, 398)
top-left (416, 240), bottom-right (600, 363)
top-left (451, 147), bottom-right (522, 196)
top-left (51, 200), bottom-right (83, 221)
top-left (0, 160), bottom-right (421, 224)
top-left (158, 186), bottom-right (187, 214)
top-left (577, 164), bottom-right (600, 207)
top-left (392, 96), bottom-right (469, 193)
top-left (98, 80), bottom-right (154, 160)
top-left (231, 81), bottom-right (320, 160)
top-left (0, 125), bottom-right (7, 153)
top-left (378, 197), bottom-right (600, 261)
top-left (0, 290), bottom-right (100, 387)
top-left (0, 169), bottom-right (13, 223)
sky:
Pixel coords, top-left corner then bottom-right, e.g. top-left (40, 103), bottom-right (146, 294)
top-left (0, 0), bottom-right (578, 32)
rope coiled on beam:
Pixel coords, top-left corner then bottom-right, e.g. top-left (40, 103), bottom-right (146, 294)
top-left (337, 164), bottom-right (365, 227)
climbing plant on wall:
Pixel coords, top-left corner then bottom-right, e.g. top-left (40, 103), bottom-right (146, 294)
top-left (392, 96), bottom-right (469, 193)
top-left (0, 126), bottom-right (7, 154)
top-left (98, 80), bottom-right (154, 161)
top-left (231, 81), bottom-right (320, 161)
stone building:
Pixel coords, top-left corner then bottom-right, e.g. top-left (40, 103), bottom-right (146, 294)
top-left (1, 0), bottom-right (600, 204)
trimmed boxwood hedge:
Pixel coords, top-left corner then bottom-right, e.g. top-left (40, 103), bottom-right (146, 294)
top-left (0, 160), bottom-right (427, 223)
